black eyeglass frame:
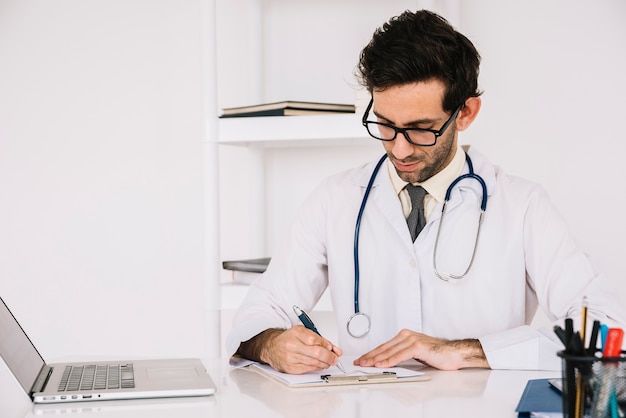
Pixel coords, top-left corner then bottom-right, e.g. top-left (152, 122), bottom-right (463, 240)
top-left (361, 98), bottom-right (463, 147)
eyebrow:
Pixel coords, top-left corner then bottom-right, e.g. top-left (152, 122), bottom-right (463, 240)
top-left (372, 110), bottom-right (441, 128)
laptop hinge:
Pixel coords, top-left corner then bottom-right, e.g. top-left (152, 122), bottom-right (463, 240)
top-left (31, 365), bottom-right (53, 395)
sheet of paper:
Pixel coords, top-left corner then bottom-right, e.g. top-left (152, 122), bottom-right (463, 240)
top-left (250, 356), bottom-right (424, 386)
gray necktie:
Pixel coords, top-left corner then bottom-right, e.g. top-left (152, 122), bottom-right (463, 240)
top-left (405, 184), bottom-right (427, 242)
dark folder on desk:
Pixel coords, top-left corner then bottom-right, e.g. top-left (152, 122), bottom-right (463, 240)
top-left (515, 378), bottom-right (562, 417)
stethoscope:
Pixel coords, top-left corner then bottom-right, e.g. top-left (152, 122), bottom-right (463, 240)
top-left (346, 152), bottom-right (488, 338)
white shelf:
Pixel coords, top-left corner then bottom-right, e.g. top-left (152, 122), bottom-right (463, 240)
top-left (218, 113), bottom-right (369, 147)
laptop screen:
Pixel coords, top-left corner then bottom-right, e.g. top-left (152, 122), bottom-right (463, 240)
top-left (0, 296), bottom-right (46, 394)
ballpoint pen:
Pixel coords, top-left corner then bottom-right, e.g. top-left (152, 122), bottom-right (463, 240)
top-left (292, 305), bottom-right (346, 373)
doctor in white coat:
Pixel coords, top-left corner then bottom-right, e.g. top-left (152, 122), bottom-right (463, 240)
top-left (226, 10), bottom-right (625, 374)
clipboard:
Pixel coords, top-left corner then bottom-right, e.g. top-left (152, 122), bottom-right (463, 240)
top-left (245, 360), bottom-right (430, 388)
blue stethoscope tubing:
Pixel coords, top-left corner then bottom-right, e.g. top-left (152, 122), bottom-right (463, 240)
top-left (348, 152), bottom-right (488, 338)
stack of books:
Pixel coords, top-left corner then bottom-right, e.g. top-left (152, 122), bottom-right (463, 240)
top-left (220, 101), bottom-right (355, 118)
top-left (222, 257), bottom-right (270, 284)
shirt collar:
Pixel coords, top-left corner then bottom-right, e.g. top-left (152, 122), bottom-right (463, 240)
top-left (387, 145), bottom-right (466, 203)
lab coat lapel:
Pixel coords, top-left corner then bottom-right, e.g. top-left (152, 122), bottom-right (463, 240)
top-left (354, 158), bottom-right (414, 248)
top-left (429, 147), bottom-right (496, 221)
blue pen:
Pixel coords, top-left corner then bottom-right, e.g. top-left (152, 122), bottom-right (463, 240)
top-left (292, 305), bottom-right (346, 373)
top-left (600, 324), bottom-right (610, 349)
top-left (597, 325), bottom-right (623, 418)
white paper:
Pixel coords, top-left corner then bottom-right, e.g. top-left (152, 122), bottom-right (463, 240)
top-left (249, 356), bottom-right (424, 385)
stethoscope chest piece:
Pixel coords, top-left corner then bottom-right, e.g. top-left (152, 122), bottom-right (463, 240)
top-left (347, 312), bottom-right (370, 338)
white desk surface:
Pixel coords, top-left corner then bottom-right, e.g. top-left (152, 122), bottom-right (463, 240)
top-left (1, 358), bottom-right (560, 418)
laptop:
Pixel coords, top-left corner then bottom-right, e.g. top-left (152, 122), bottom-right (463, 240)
top-left (0, 296), bottom-right (216, 403)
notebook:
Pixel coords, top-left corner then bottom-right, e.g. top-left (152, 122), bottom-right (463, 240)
top-left (515, 378), bottom-right (562, 417)
top-left (0, 295), bottom-right (216, 403)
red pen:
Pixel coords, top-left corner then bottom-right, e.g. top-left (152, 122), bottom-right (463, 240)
top-left (591, 327), bottom-right (624, 418)
top-left (602, 328), bottom-right (623, 358)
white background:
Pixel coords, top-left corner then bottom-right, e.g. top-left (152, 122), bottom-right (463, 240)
top-left (1, 0), bottom-right (624, 360)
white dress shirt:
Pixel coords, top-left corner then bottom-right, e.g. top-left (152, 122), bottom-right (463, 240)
top-left (390, 144), bottom-right (466, 220)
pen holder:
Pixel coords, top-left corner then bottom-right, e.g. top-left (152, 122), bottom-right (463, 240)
top-left (558, 350), bottom-right (626, 418)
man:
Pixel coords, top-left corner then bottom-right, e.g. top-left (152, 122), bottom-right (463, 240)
top-left (226, 10), bottom-right (625, 373)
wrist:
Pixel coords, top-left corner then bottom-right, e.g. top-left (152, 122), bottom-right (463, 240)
top-left (449, 339), bottom-right (490, 369)
top-left (258, 328), bottom-right (285, 365)
top-left (236, 328), bottom-right (285, 364)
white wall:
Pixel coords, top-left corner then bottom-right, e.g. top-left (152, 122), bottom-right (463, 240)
top-left (460, 0), bottom-right (626, 300)
top-left (0, 0), bottom-right (207, 360)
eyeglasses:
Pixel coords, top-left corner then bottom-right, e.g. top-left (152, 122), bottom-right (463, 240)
top-left (362, 99), bottom-right (462, 147)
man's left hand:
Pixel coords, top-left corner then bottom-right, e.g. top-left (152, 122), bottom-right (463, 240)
top-left (353, 329), bottom-right (490, 370)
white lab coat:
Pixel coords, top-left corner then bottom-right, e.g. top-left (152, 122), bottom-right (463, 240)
top-left (226, 147), bottom-right (625, 370)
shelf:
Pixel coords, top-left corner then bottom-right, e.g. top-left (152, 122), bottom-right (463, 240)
top-left (218, 113), bottom-right (369, 147)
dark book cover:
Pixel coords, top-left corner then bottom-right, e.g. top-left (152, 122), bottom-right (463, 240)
top-left (222, 257), bottom-right (271, 273)
top-left (220, 101), bottom-right (355, 118)
top-left (515, 379), bottom-right (562, 417)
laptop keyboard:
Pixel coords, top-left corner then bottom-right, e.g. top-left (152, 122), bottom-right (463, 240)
top-left (58, 364), bottom-right (135, 391)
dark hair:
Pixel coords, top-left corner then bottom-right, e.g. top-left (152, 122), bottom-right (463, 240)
top-left (357, 10), bottom-right (482, 112)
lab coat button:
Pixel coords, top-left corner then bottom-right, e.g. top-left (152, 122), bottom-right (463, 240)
top-left (409, 259), bottom-right (417, 268)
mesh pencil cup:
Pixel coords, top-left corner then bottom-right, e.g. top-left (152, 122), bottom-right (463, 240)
top-left (557, 350), bottom-right (626, 418)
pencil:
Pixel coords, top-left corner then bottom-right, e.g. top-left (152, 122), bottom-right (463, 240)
top-left (574, 297), bottom-right (589, 418)
top-left (581, 296), bottom-right (589, 343)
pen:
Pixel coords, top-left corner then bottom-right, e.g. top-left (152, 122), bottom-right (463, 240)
top-left (592, 328), bottom-right (624, 418)
top-left (600, 324), bottom-right (610, 349)
top-left (603, 328), bottom-right (623, 358)
top-left (565, 317), bottom-right (574, 349)
top-left (292, 305), bottom-right (346, 373)
top-left (553, 325), bottom-right (568, 348)
top-left (587, 320), bottom-right (600, 356)
top-left (604, 329), bottom-right (624, 418)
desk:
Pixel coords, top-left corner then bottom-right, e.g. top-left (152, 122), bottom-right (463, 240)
top-left (1, 358), bottom-right (559, 418)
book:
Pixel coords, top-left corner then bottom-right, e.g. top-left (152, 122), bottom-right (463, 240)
top-left (222, 257), bottom-right (271, 285)
top-left (515, 379), bottom-right (563, 417)
top-left (222, 257), bottom-right (270, 273)
top-left (220, 101), bottom-right (355, 118)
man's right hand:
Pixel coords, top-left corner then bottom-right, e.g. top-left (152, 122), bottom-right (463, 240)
top-left (236, 325), bottom-right (343, 374)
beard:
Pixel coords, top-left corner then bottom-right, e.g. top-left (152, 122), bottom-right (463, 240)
top-left (388, 125), bottom-right (457, 183)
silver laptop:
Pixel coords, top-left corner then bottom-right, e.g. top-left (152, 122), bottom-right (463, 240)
top-left (0, 296), bottom-right (216, 403)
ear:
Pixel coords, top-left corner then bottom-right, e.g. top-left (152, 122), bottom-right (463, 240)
top-left (455, 97), bottom-right (481, 132)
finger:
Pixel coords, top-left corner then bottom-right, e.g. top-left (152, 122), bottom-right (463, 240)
top-left (354, 338), bottom-right (399, 365)
top-left (293, 326), bottom-right (344, 360)
top-left (373, 337), bottom-right (418, 366)
top-left (271, 342), bottom-right (335, 374)
top-left (355, 335), bottom-right (416, 367)
top-left (291, 331), bottom-right (343, 369)
top-left (331, 344), bottom-right (343, 357)
top-left (288, 351), bottom-right (335, 370)
top-left (278, 356), bottom-right (329, 374)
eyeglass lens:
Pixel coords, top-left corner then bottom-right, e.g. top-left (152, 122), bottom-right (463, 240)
top-left (366, 124), bottom-right (436, 145)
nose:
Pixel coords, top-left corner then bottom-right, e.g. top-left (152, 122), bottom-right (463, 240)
top-left (391, 133), bottom-right (416, 160)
